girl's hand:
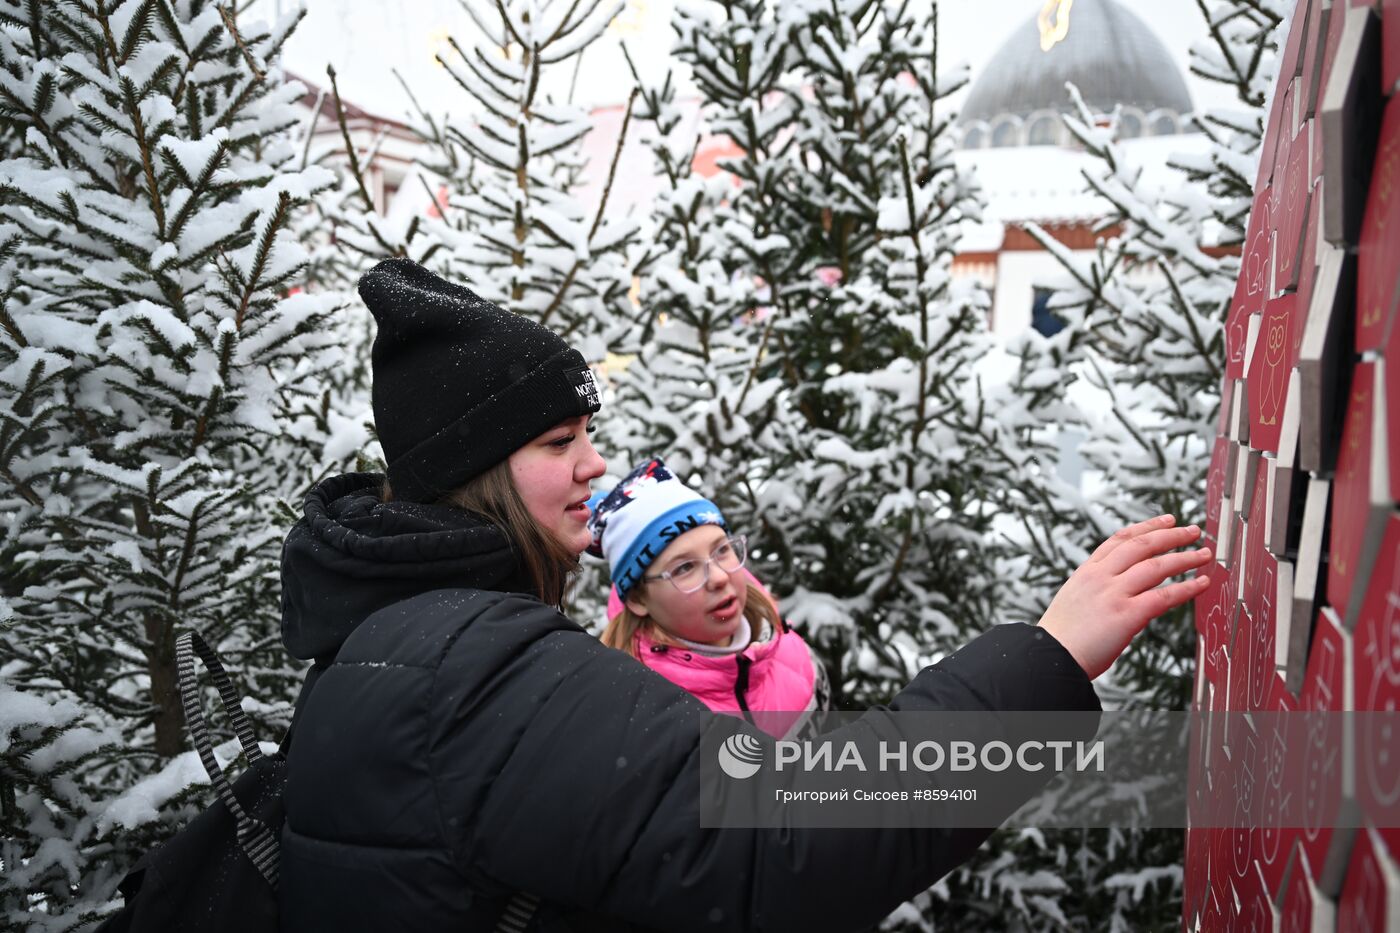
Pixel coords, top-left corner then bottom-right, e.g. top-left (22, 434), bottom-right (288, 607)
top-left (1037, 514), bottom-right (1212, 681)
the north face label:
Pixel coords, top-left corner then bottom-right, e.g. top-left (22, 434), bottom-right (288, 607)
top-left (569, 366), bottom-right (600, 409)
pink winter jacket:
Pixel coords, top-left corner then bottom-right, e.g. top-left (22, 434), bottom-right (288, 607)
top-left (632, 623), bottom-right (822, 740)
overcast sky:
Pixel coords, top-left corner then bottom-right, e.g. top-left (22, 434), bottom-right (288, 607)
top-left (252, 0), bottom-right (1244, 123)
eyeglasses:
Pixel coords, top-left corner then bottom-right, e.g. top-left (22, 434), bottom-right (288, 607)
top-left (642, 534), bottom-right (748, 594)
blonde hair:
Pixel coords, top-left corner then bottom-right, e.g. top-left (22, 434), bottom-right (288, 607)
top-left (601, 580), bottom-right (783, 659)
top-left (381, 460), bottom-right (578, 609)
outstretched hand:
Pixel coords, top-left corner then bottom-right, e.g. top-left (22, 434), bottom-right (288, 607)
top-left (1037, 514), bottom-right (1211, 681)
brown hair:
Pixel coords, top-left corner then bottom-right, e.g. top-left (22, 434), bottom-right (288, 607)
top-left (381, 459), bottom-right (578, 609)
top-left (600, 580), bottom-right (784, 659)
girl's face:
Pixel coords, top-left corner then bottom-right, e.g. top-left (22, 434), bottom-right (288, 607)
top-left (624, 524), bottom-right (748, 647)
top-left (507, 415), bottom-right (606, 555)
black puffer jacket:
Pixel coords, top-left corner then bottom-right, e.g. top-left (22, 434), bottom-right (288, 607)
top-left (279, 473), bottom-right (1102, 932)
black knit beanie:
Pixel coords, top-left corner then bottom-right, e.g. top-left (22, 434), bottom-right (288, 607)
top-left (358, 258), bottom-right (601, 503)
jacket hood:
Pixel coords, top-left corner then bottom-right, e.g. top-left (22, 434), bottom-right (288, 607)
top-left (280, 472), bottom-right (532, 662)
top-left (635, 620), bottom-right (785, 671)
top-left (633, 622), bottom-right (819, 739)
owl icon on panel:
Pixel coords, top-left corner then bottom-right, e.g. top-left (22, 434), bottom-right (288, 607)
top-left (1259, 306), bottom-right (1291, 427)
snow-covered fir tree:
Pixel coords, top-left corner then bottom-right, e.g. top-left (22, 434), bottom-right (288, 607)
top-left (605, 6), bottom-right (1097, 926)
top-left (288, 0), bottom-right (649, 485)
top-left (611, 0), bottom-right (1027, 717)
top-left (432, 0), bottom-right (642, 363)
top-left (283, 63), bottom-right (472, 471)
top-left (780, 1), bottom-right (1015, 708)
top-left (1026, 0), bottom-right (1284, 709)
top-left (286, 0), bottom-right (653, 488)
top-left (0, 1), bottom-right (350, 925)
top-left (591, 0), bottom-right (797, 615)
top-left (292, 60), bottom-right (477, 295)
top-left (593, 63), bottom-right (762, 517)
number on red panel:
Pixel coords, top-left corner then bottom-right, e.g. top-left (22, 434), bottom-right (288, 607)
top-left (1206, 435), bottom-right (1230, 544)
top-left (1258, 673), bottom-right (1300, 899)
top-left (1229, 189), bottom-right (1274, 380)
top-left (1245, 458), bottom-right (1270, 596)
top-left (1353, 514), bottom-right (1400, 847)
top-left (1276, 123), bottom-right (1314, 295)
top-left (1293, 195), bottom-right (1323, 362)
top-left (1337, 828), bottom-right (1400, 932)
top-left (1329, 362), bottom-right (1376, 622)
top-left (1281, 849), bottom-right (1335, 932)
top-left (1299, 607), bottom-right (1353, 893)
top-left (1197, 559), bottom-right (1234, 682)
top-left (1386, 321), bottom-right (1400, 502)
top-left (1356, 97), bottom-right (1400, 353)
top-left (1233, 861), bottom-right (1278, 931)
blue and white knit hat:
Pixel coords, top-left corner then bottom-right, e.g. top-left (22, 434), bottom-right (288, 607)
top-left (586, 458), bottom-right (726, 598)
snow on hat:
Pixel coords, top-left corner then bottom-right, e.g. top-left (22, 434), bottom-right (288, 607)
top-left (359, 258), bottom-right (601, 503)
top-left (586, 458), bottom-right (726, 598)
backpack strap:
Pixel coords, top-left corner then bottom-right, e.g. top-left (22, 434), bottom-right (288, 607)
top-left (176, 630), bottom-right (281, 887)
top-left (495, 891), bottom-right (540, 932)
top-left (178, 631), bottom-right (538, 918)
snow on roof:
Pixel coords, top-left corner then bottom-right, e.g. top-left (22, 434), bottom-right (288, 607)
top-left (957, 131), bottom-right (1213, 226)
top-left (958, 221), bottom-right (1007, 253)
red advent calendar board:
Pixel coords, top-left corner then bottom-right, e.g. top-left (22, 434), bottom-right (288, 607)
top-left (1357, 95), bottom-right (1400, 353)
top-left (1189, 0), bottom-right (1400, 928)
